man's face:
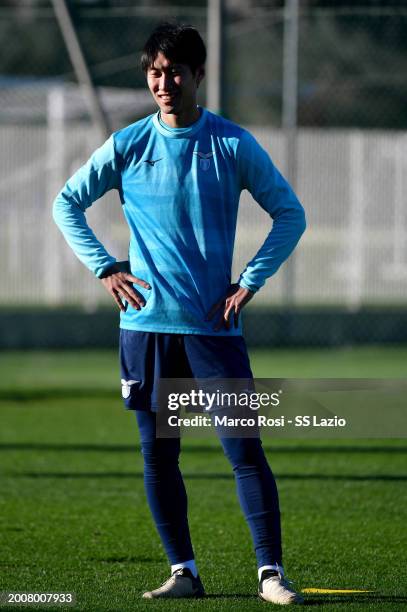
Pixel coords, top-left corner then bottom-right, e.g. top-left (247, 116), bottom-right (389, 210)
top-left (146, 52), bottom-right (204, 116)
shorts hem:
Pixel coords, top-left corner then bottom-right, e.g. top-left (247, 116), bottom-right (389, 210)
top-left (124, 403), bottom-right (159, 412)
top-left (119, 324), bottom-right (242, 336)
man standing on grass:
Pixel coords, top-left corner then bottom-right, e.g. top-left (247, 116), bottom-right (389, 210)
top-left (53, 22), bottom-right (306, 605)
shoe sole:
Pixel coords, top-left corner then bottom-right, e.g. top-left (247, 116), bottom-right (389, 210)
top-left (258, 591), bottom-right (304, 605)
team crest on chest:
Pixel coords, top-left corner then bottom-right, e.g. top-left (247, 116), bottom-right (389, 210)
top-left (194, 151), bottom-right (214, 171)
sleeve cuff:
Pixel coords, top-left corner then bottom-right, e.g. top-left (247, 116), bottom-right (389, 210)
top-left (96, 258), bottom-right (117, 279)
top-left (238, 278), bottom-right (260, 293)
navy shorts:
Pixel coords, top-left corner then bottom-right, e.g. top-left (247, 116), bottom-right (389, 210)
top-left (119, 330), bottom-right (253, 411)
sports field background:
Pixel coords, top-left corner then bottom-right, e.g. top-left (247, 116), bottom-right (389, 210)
top-left (1, 347), bottom-right (406, 611)
top-left (1, 2), bottom-right (407, 610)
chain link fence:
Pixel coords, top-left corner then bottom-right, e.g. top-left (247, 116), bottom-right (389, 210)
top-left (1, 1), bottom-right (406, 346)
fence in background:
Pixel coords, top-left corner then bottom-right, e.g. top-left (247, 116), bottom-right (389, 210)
top-left (1, 2), bottom-right (406, 346)
top-left (1, 119), bottom-right (407, 309)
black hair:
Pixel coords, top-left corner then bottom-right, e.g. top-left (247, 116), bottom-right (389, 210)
top-left (141, 22), bottom-right (207, 74)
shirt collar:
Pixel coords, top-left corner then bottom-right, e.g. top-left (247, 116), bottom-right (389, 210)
top-left (153, 106), bottom-right (207, 138)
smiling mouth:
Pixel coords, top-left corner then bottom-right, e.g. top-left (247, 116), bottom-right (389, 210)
top-left (159, 94), bottom-right (177, 103)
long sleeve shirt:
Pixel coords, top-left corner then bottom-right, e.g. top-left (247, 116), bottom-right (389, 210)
top-left (53, 107), bottom-right (306, 335)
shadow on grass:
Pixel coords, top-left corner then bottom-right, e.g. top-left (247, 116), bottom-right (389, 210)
top-left (301, 594), bottom-right (407, 606)
top-left (175, 593), bottom-right (407, 605)
top-left (0, 388), bottom-right (118, 402)
top-left (6, 471), bottom-right (407, 481)
top-left (1, 443), bottom-right (407, 454)
top-left (203, 594), bottom-right (256, 599)
top-left (111, 593), bottom-right (407, 604)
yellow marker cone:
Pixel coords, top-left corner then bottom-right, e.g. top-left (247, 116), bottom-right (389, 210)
top-left (302, 588), bottom-right (374, 594)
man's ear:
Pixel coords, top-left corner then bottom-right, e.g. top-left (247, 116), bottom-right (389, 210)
top-left (196, 66), bottom-right (205, 88)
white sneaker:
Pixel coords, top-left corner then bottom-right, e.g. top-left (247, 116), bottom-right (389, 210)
top-left (258, 569), bottom-right (304, 605)
top-left (142, 567), bottom-right (205, 599)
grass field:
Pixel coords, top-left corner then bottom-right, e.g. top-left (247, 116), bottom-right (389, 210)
top-left (1, 347), bottom-right (406, 611)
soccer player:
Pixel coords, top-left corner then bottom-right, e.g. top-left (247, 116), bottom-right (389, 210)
top-left (53, 23), bottom-right (306, 605)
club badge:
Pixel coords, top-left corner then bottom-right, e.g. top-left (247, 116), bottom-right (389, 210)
top-left (194, 151), bottom-right (214, 171)
top-left (121, 379), bottom-right (140, 399)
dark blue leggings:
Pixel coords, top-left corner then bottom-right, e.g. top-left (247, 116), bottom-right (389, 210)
top-left (136, 410), bottom-right (282, 568)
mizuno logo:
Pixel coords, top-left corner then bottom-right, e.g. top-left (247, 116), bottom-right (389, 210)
top-left (143, 158), bottom-right (163, 166)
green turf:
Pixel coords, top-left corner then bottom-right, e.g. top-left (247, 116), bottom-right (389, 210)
top-left (0, 346), bottom-right (406, 392)
top-left (0, 348), bottom-right (406, 610)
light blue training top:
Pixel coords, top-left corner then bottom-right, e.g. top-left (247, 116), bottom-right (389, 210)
top-left (53, 107), bottom-right (306, 335)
